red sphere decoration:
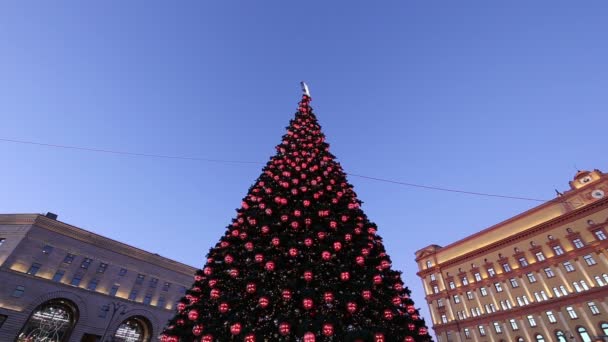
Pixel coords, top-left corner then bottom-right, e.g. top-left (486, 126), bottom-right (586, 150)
top-left (302, 298), bottom-right (314, 310)
top-left (321, 251), bottom-right (331, 261)
top-left (361, 248), bottom-right (370, 256)
top-left (245, 242), bottom-right (254, 251)
top-left (258, 296), bottom-right (269, 308)
top-left (317, 231), bottom-right (326, 240)
top-left (408, 323), bottom-right (415, 331)
top-left (303, 332), bottom-right (316, 342)
top-left (188, 309), bottom-right (199, 321)
top-left (356, 256), bottom-right (365, 265)
top-left (282, 289), bottom-right (292, 300)
top-left (303, 200), bottom-right (311, 207)
top-left (177, 302), bottom-right (186, 312)
top-left (373, 275), bottom-right (383, 284)
top-left (346, 301), bottom-right (357, 313)
top-left (333, 241), bottom-right (342, 251)
top-left (374, 333), bottom-right (385, 342)
top-left (407, 305), bottom-right (416, 314)
top-left (279, 322), bottom-right (291, 336)
top-left (219, 302), bottom-right (229, 313)
top-left (290, 221), bottom-right (299, 229)
top-left (345, 233), bottom-right (352, 241)
top-left (210, 288), bottom-right (220, 299)
top-left (380, 260), bottom-right (391, 269)
top-left (304, 270), bottom-right (313, 282)
top-left (340, 271), bottom-right (350, 281)
top-left (261, 226), bottom-right (270, 234)
top-left (288, 248), bottom-right (298, 257)
top-left (254, 254), bottom-right (264, 263)
top-left (329, 221), bottom-right (337, 229)
top-left (419, 327), bottom-right (428, 335)
top-left (304, 238), bottom-right (313, 247)
top-left (392, 296), bottom-right (402, 305)
top-left (265, 261), bottom-right (275, 271)
top-left (271, 237), bottom-right (280, 246)
top-left (224, 255), bottom-right (234, 264)
top-left (229, 269), bottom-right (239, 278)
top-left (192, 324), bottom-right (204, 336)
top-left (362, 290), bottom-right (372, 300)
top-left (322, 323), bottom-right (334, 336)
top-left (203, 267), bottom-right (213, 275)
top-left (383, 309), bottom-right (394, 320)
top-left (202, 335), bottom-right (214, 342)
top-left (324, 291), bottom-right (334, 303)
top-left (404, 337), bottom-right (414, 342)
top-left (230, 323), bottom-right (242, 335)
top-left (245, 334), bottom-right (255, 342)
top-left (246, 282), bottom-right (256, 294)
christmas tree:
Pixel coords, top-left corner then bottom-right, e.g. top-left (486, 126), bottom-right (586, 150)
top-left (161, 85), bottom-right (431, 342)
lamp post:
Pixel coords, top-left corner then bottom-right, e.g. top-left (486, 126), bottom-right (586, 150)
top-left (101, 301), bottom-right (128, 342)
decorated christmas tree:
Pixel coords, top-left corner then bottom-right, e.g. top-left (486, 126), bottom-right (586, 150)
top-left (161, 85), bottom-right (431, 342)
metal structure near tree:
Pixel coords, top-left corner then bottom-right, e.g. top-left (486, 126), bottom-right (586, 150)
top-left (161, 85), bottom-right (431, 342)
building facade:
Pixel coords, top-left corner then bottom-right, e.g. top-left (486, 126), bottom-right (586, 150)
top-left (415, 170), bottom-right (608, 342)
top-left (0, 213), bottom-right (196, 342)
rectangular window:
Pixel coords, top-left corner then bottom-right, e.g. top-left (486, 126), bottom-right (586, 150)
top-left (534, 292), bottom-right (542, 302)
top-left (535, 251), bottom-right (546, 261)
top-left (449, 281), bottom-right (456, 289)
top-left (580, 280), bottom-right (589, 290)
top-left (526, 272), bottom-right (537, 283)
top-left (546, 311), bottom-right (557, 323)
top-left (544, 267), bottom-right (555, 278)
top-left (162, 282), bottom-right (171, 291)
top-left (453, 295), bottom-right (460, 304)
top-left (523, 295), bottom-right (530, 305)
top-left (70, 274), bottom-right (82, 286)
top-left (437, 299), bottom-right (444, 307)
top-left (509, 319), bottom-right (518, 330)
top-left (487, 268), bottom-right (496, 277)
top-left (128, 289), bottom-right (138, 301)
top-left (493, 322), bottom-right (502, 333)
top-left (52, 270), bottom-right (65, 282)
top-left (27, 263), bottom-right (41, 275)
top-left (12, 285), bottom-right (25, 298)
top-left (566, 306), bottom-right (578, 319)
top-left (474, 272), bottom-right (482, 281)
top-left (430, 274), bottom-right (436, 281)
top-left (461, 276), bottom-right (469, 286)
top-left (502, 263), bottom-right (511, 272)
top-left (109, 285), bottom-right (119, 296)
top-left (517, 296), bottom-right (524, 306)
top-left (63, 253), bottom-right (75, 264)
top-left (540, 290), bottom-right (548, 300)
top-left (433, 285), bottom-right (439, 294)
top-left (42, 245), bottom-right (54, 254)
top-left (157, 296), bottom-right (166, 308)
top-left (136, 274), bottom-right (145, 285)
top-left (560, 285), bottom-right (568, 296)
top-left (466, 291), bottom-right (474, 300)
top-left (527, 315), bottom-right (537, 327)
top-left (509, 278), bottom-right (519, 288)
top-left (480, 287), bottom-right (488, 296)
top-left (149, 277), bottom-right (158, 288)
top-left (478, 325), bottom-right (486, 336)
top-left (587, 302), bottom-right (600, 315)
top-left (595, 275), bottom-right (606, 286)
top-left (553, 287), bottom-right (562, 297)
top-left (572, 238), bottom-right (584, 248)
top-left (441, 314), bottom-right (447, 323)
top-left (593, 229), bottom-right (607, 240)
top-left (464, 328), bottom-right (471, 338)
top-left (583, 254), bottom-right (597, 266)
top-left (518, 257), bottom-right (529, 267)
top-left (80, 258), bottom-right (93, 269)
top-left (119, 268), bottom-right (128, 276)
top-left (143, 294), bottom-right (152, 305)
top-left (97, 263), bottom-right (108, 273)
top-left (553, 245), bottom-right (564, 255)
top-left (563, 261), bottom-right (575, 272)
top-left (494, 282), bottom-right (503, 292)
top-left (87, 279), bottom-right (99, 291)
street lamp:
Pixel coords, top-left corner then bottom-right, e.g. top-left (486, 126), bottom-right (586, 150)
top-left (101, 301), bottom-right (128, 342)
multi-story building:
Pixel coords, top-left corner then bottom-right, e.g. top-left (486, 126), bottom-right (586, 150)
top-left (415, 169), bottom-right (608, 342)
top-left (0, 213), bottom-right (196, 342)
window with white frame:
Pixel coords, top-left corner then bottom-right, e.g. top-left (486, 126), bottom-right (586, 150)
top-left (566, 306), bottom-right (578, 319)
top-left (573, 281), bottom-right (583, 293)
top-left (474, 272), bottom-right (482, 281)
top-left (563, 261), bottom-right (575, 272)
top-left (449, 281), bottom-right (455, 289)
top-left (430, 273), bottom-right (436, 281)
top-left (466, 291), bottom-right (474, 300)
top-left (441, 314), bottom-right (448, 323)
top-left (480, 287), bottom-right (488, 296)
top-left (593, 229), bottom-right (607, 240)
top-left (518, 257), bottom-right (529, 267)
top-left (587, 301), bottom-right (600, 315)
top-left (426, 260), bottom-right (432, 268)
top-left (527, 315), bottom-right (537, 327)
top-left (502, 263), bottom-right (511, 272)
top-left (494, 282), bottom-right (503, 292)
top-left (572, 238), bottom-right (584, 248)
top-left (509, 278), bottom-right (519, 288)
top-left (487, 267), bottom-right (496, 277)
top-left (553, 245), bottom-right (565, 255)
top-left (437, 299), bottom-right (444, 307)
top-left (544, 267), bottom-right (555, 278)
top-left (583, 254), bottom-right (597, 266)
top-left (493, 322), bottom-right (502, 333)
top-left (433, 285), bottom-right (439, 294)
top-left (535, 251), bottom-right (546, 261)
top-left (546, 311), bottom-right (557, 323)
top-left (595, 275), bottom-right (606, 286)
top-left (509, 319), bottom-right (518, 330)
top-left (478, 325), bottom-right (486, 336)
top-left (560, 285), bottom-right (568, 296)
top-left (461, 276), bottom-right (469, 286)
top-left (464, 328), bottom-right (471, 338)
top-left (580, 280), bottom-right (589, 290)
top-left (453, 295), bottom-right (460, 303)
top-left (527, 272), bottom-right (537, 283)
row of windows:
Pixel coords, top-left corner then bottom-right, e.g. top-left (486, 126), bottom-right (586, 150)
top-left (425, 225), bottom-right (607, 270)
top-left (458, 318), bottom-right (608, 341)
top-left (25, 260), bottom-right (173, 291)
top-left (431, 255), bottom-right (600, 295)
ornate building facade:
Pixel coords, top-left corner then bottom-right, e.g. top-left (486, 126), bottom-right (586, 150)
top-left (416, 170), bottom-right (608, 342)
top-left (0, 213), bottom-right (196, 342)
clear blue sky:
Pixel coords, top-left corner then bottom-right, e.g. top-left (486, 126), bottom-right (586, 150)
top-left (1, 1), bottom-right (607, 334)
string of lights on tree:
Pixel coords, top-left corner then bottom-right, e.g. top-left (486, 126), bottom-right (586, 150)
top-left (160, 87), bottom-right (431, 342)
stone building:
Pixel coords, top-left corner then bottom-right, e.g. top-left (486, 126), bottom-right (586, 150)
top-left (0, 213), bottom-right (196, 342)
top-left (415, 170), bottom-right (608, 342)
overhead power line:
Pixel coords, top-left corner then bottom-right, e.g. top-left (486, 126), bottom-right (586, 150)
top-left (1, 137), bottom-right (561, 204)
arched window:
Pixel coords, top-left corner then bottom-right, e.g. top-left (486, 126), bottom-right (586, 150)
top-left (555, 330), bottom-right (567, 342)
top-left (577, 326), bottom-right (592, 342)
top-left (113, 316), bottom-right (151, 342)
top-left (535, 334), bottom-right (545, 342)
top-left (601, 322), bottom-right (608, 335)
top-left (17, 299), bottom-right (78, 342)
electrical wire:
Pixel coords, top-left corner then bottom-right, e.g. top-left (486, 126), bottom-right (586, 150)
top-left (0, 137), bottom-right (565, 204)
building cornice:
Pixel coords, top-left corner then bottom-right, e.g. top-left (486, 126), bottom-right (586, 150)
top-left (0, 214), bottom-right (197, 276)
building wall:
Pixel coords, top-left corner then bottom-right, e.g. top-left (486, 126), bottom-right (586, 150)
top-left (415, 170), bottom-right (608, 342)
top-left (0, 214), bottom-right (197, 342)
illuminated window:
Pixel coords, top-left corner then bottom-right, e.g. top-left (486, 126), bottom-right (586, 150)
top-left (466, 291), bottom-right (474, 300)
top-left (540, 290), bottom-right (548, 300)
top-left (480, 287), bottom-right (488, 296)
top-left (544, 267), bottom-right (555, 278)
top-left (546, 311), bottom-right (557, 323)
top-left (587, 302), bottom-right (600, 315)
top-left (426, 260), bottom-right (432, 268)
top-left (17, 299), bottom-right (77, 342)
top-left (601, 323), bottom-right (608, 336)
top-left (112, 317), bottom-right (149, 342)
top-left (437, 299), bottom-right (444, 307)
top-left (509, 319), bottom-right (519, 330)
top-left (535, 251), bottom-right (545, 261)
top-left (453, 295), bottom-right (460, 303)
top-left (526, 272), bottom-right (537, 283)
top-left (464, 328), bottom-right (471, 338)
top-left (430, 274), bottom-right (436, 281)
top-left (535, 334), bottom-right (546, 342)
top-left (474, 272), bottom-right (482, 281)
top-left (487, 267), bottom-right (496, 277)
top-left (509, 278), bottom-right (519, 288)
top-left (555, 330), bottom-right (567, 342)
top-left (560, 285), bottom-right (568, 296)
top-left (566, 306), bottom-right (578, 319)
top-left (553, 245), bottom-right (564, 255)
top-left (109, 285), bottom-right (120, 296)
top-left (86, 279), bottom-right (98, 291)
top-left (502, 263), bottom-right (511, 272)
top-left (518, 257), bottom-right (529, 267)
top-left (493, 322), bottom-right (502, 333)
top-left (52, 270), bottom-right (65, 282)
top-left (577, 326), bottom-right (591, 342)
top-left (583, 255), bottom-right (597, 266)
top-left (563, 261), bottom-right (575, 272)
top-left (580, 280), bottom-right (589, 290)
top-left (461, 276), bottom-right (469, 286)
top-left (572, 238), bottom-right (585, 248)
top-left (527, 315), bottom-right (537, 327)
top-left (478, 325), bottom-right (486, 336)
top-left (593, 229), bottom-right (607, 240)
top-left (0, 238), bottom-right (5, 247)
top-left (441, 314), bottom-right (447, 323)
top-left (573, 281), bottom-right (583, 293)
top-left (494, 282), bottom-right (503, 292)
top-left (449, 281), bottom-right (456, 289)
top-left (433, 285), bottom-right (439, 294)
top-left (595, 275), bottom-right (606, 286)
